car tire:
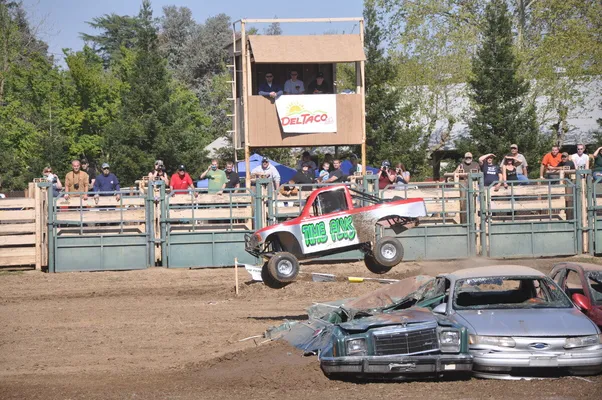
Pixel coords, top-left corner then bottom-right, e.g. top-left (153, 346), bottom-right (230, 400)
top-left (373, 237), bottom-right (404, 268)
top-left (266, 252), bottom-right (299, 285)
top-left (364, 253), bottom-right (392, 274)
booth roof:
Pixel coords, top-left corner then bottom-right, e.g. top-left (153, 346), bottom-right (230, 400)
top-left (248, 35), bottom-right (366, 63)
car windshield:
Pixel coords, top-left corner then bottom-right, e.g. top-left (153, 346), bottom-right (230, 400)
top-left (454, 276), bottom-right (572, 310)
top-left (587, 271), bottom-right (602, 306)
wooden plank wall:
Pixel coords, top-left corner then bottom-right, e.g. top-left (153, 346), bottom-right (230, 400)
top-left (0, 192), bottom-right (41, 268)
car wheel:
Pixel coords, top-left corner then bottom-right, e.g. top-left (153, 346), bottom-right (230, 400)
top-left (266, 252), bottom-right (299, 284)
top-left (373, 237), bottom-right (404, 268)
top-left (364, 253), bottom-right (393, 274)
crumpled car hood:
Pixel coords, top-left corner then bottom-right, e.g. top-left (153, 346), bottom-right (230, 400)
top-left (339, 307), bottom-right (436, 332)
top-left (455, 308), bottom-right (599, 337)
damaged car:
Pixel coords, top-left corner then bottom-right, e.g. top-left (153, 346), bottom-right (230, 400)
top-left (434, 266), bottom-right (602, 379)
top-left (270, 275), bottom-right (473, 381)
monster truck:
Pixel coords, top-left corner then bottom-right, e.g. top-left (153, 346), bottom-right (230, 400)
top-left (245, 185), bottom-right (427, 287)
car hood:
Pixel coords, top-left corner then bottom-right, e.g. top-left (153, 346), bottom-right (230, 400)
top-left (454, 308), bottom-right (599, 337)
top-left (339, 307), bottom-right (436, 332)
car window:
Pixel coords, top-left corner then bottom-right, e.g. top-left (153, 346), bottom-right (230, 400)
top-left (453, 277), bottom-right (572, 310)
top-left (587, 272), bottom-right (602, 305)
top-left (314, 189), bottom-right (348, 216)
top-left (552, 269), bottom-right (566, 287)
top-left (564, 270), bottom-right (585, 297)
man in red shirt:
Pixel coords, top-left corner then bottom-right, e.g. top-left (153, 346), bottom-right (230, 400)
top-left (540, 145), bottom-right (562, 180)
top-left (170, 164), bottom-right (195, 194)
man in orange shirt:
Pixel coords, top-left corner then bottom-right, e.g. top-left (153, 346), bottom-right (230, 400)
top-left (540, 145), bottom-right (562, 180)
top-left (170, 164), bottom-right (195, 195)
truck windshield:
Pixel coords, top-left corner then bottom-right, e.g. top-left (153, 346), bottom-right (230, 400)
top-left (311, 189), bottom-right (348, 216)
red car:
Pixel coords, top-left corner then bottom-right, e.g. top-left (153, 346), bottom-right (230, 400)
top-left (550, 262), bottom-right (602, 328)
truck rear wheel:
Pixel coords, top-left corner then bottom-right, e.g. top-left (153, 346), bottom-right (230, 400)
top-left (373, 237), bottom-right (404, 268)
top-left (266, 252), bottom-right (300, 285)
top-left (364, 253), bottom-right (393, 274)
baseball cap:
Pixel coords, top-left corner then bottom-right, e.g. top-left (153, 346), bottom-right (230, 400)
top-left (262, 157), bottom-right (269, 163)
top-left (81, 158), bottom-right (89, 164)
top-left (464, 152), bottom-right (473, 158)
top-left (317, 72), bottom-right (324, 78)
top-left (382, 160), bottom-right (391, 167)
top-left (302, 151), bottom-right (310, 157)
top-left (561, 152), bottom-right (569, 158)
top-left (510, 144), bottom-right (518, 149)
top-left (101, 163), bottom-right (110, 169)
top-left (178, 164), bottom-right (186, 171)
top-left (350, 153), bottom-right (358, 159)
top-left (155, 160), bottom-right (164, 166)
top-left (302, 161), bottom-right (312, 168)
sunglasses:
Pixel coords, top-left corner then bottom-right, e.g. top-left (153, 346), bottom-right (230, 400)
top-left (265, 75), bottom-right (273, 78)
top-left (47, 170), bottom-right (53, 173)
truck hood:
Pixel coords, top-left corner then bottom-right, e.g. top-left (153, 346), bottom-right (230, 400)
top-left (454, 308), bottom-right (599, 337)
top-left (339, 308), bottom-right (436, 332)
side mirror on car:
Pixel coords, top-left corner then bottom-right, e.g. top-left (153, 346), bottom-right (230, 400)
top-left (432, 303), bottom-right (447, 315)
top-left (572, 293), bottom-right (592, 311)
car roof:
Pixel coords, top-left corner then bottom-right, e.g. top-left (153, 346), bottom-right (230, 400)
top-left (553, 262), bottom-right (602, 273)
top-left (441, 265), bottom-right (546, 280)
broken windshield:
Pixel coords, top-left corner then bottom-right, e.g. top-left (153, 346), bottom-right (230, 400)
top-left (453, 277), bottom-right (572, 310)
top-left (587, 271), bottom-right (602, 305)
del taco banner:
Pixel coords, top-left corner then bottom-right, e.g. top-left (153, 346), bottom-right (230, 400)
top-left (275, 94), bottom-right (337, 133)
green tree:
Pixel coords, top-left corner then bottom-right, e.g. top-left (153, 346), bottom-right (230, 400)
top-left (458, 0), bottom-right (544, 169)
top-left (364, 0), bottom-right (426, 175)
top-left (81, 13), bottom-right (142, 66)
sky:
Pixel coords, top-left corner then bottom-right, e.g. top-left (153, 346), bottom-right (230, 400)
top-left (22, 0), bottom-right (364, 66)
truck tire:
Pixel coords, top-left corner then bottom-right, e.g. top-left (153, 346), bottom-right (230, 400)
top-left (373, 237), bottom-right (404, 268)
top-left (266, 252), bottom-right (300, 285)
top-left (364, 253), bottom-right (393, 274)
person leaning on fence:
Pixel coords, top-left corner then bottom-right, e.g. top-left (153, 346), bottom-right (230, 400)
top-left (324, 159), bottom-right (347, 183)
top-left (258, 71), bottom-right (283, 99)
top-left (43, 167), bottom-right (63, 197)
top-left (200, 159), bottom-right (227, 194)
top-left (170, 164), bottom-right (195, 196)
top-left (224, 161), bottom-right (240, 190)
top-left (292, 161), bottom-right (316, 192)
top-left (149, 160), bottom-right (169, 186)
top-left (479, 153), bottom-right (503, 191)
top-left (307, 72), bottom-right (332, 94)
top-left (349, 153), bottom-right (363, 175)
top-left (64, 160), bottom-right (89, 200)
top-left (540, 145), bottom-right (562, 180)
top-left (571, 144), bottom-right (589, 170)
top-left (81, 158), bottom-right (96, 190)
top-left (283, 70), bottom-right (305, 95)
top-left (251, 157), bottom-right (281, 190)
top-left (454, 152), bottom-right (480, 174)
top-left (378, 160), bottom-right (396, 190)
top-left (591, 147), bottom-right (602, 179)
top-left (395, 163), bottom-right (411, 184)
top-left (501, 155), bottom-right (521, 185)
top-left (93, 163), bottom-right (121, 201)
top-left (507, 144), bottom-right (529, 181)
top-left (558, 152), bottom-right (575, 169)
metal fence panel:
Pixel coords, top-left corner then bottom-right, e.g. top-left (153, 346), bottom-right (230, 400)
top-left (167, 231), bottom-right (256, 268)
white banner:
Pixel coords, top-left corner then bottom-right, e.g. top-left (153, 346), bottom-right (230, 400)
top-left (275, 94), bottom-right (337, 133)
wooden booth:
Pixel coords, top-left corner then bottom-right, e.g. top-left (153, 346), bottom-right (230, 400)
top-left (230, 18), bottom-right (367, 185)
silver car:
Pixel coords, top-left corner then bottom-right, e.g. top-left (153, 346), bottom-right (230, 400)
top-left (429, 265), bottom-right (602, 379)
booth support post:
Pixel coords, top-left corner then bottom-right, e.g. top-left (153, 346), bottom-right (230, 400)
top-left (359, 18), bottom-right (367, 171)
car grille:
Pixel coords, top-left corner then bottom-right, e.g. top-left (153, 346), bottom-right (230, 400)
top-left (374, 328), bottom-right (439, 356)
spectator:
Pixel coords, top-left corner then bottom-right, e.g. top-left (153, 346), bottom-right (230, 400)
top-left (295, 151), bottom-right (317, 171)
top-left (251, 157), bottom-right (281, 190)
top-left (558, 152), bottom-right (575, 169)
top-left (148, 160), bottom-right (169, 186)
top-left (479, 153), bottom-right (503, 191)
top-left (258, 71), bottom-right (282, 99)
top-left (64, 159), bottom-right (89, 200)
top-left (170, 164), bottom-right (195, 194)
top-left (592, 147), bottom-right (602, 178)
top-left (43, 167), bottom-right (62, 197)
top-left (224, 161), bottom-right (240, 190)
top-left (200, 159), bottom-right (227, 194)
top-left (501, 155), bottom-right (520, 185)
top-left (378, 160), bottom-right (396, 190)
top-left (81, 158), bottom-right (96, 190)
top-left (293, 162), bottom-right (316, 191)
top-left (454, 152), bottom-right (480, 174)
top-left (323, 153), bottom-right (334, 171)
top-left (318, 161), bottom-right (330, 183)
top-left (307, 72), bottom-right (332, 94)
top-left (324, 159), bottom-right (347, 183)
top-left (283, 70), bottom-right (305, 94)
top-left (349, 154), bottom-right (363, 175)
top-left (507, 144), bottom-right (529, 181)
top-left (93, 163), bottom-right (121, 201)
top-left (540, 145), bottom-right (562, 180)
top-left (571, 144), bottom-right (589, 169)
top-left (395, 163), bottom-right (411, 184)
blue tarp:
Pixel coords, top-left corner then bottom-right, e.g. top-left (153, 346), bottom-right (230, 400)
top-left (237, 153), bottom-right (297, 183)
top-left (340, 159), bottom-right (379, 175)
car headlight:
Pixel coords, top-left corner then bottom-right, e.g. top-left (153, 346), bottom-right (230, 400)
top-left (346, 338), bottom-right (367, 356)
top-left (439, 330), bottom-right (461, 353)
top-left (564, 335), bottom-right (602, 349)
top-left (469, 335), bottom-right (515, 348)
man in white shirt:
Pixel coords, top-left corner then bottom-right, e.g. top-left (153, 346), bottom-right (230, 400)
top-left (251, 157), bottom-right (281, 190)
top-left (283, 70), bottom-right (305, 95)
top-left (506, 144), bottom-right (529, 181)
top-left (571, 143), bottom-right (589, 169)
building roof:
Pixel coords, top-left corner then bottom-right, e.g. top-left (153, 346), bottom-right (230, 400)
top-left (248, 35), bottom-right (366, 63)
top-left (442, 265), bottom-right (545, 280)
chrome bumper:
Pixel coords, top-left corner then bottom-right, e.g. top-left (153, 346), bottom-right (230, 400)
top-left (320, 354), bottom-right (472, 377)
top-left (471, 347), bottom-right (602, 369)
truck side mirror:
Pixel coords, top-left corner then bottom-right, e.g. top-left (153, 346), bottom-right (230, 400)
top-left (432, 303), bottom-right (447, 315)
top-left (572, 293), bottom-right (592, 311)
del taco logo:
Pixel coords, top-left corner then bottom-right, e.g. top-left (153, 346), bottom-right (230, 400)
top-left (280, 102), bottom-right (334, 126)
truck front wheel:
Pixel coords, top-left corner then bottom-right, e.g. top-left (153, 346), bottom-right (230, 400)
top-left (266, 252), bottom-right (300, 284)
top-left (366, 237), bottom-right (404, 273)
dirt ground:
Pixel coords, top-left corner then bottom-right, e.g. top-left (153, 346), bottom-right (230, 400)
top-left (1, 257), bottom-right (602, 400)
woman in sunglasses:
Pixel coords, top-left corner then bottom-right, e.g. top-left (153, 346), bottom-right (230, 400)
top-left (43, 167), bottom-right (63, 197)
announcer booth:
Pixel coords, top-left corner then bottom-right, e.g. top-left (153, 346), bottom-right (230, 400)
top-left (230, 18), bottom-right (367, 185)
